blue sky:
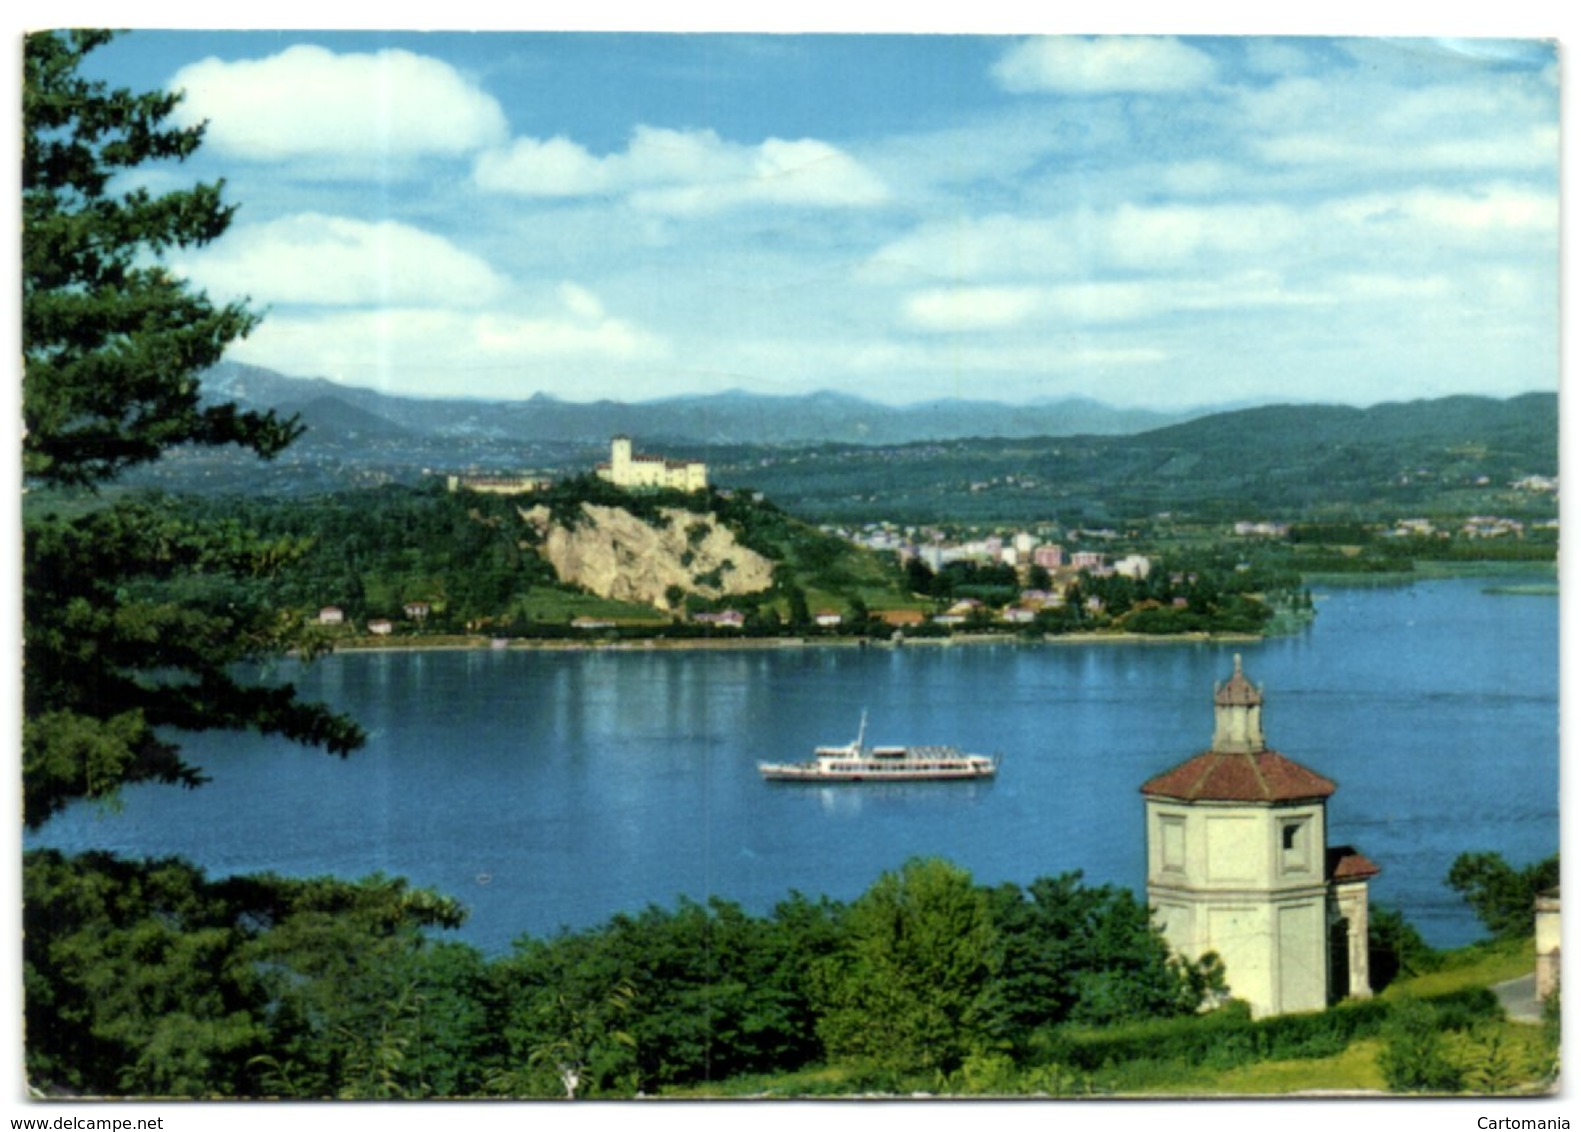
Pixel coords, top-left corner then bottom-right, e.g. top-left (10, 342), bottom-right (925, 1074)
top-left (47, 27), bottom-right (1565, 408)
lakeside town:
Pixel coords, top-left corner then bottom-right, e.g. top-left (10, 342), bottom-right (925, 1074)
top-left (296, 433), bottom-right (1558, 645)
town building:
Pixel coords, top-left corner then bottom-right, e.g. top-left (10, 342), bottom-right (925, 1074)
top-left (1115, 554), bottom-right (1152, 580)
top-left (446, 473), bottom-right (554, 496)
top-left (692, 610), bottom-right (745, 628)
top-left (596, 435), bottom-right (708, 493)
top-left (1140, 657), bottom-right (1378, 1018)
top-left (1536, 887), bottom-right (1561, 1000)
top-left (1234, 521), bottom-right (1290, 538)
top-left (1033, 545), bottom-right (1065, 570)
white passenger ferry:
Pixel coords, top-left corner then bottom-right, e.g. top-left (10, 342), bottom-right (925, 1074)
top-left (758, 714), bottom-right (998, 782)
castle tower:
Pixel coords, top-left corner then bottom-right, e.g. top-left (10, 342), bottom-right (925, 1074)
top-left (609, 435), bottom-right (633, 485)
top-left (1141, 657), bottom-right (1377, 1017)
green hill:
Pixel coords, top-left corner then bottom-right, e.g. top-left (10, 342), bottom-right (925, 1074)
top-left (709, 393), bottom-right (1557, 525)
top-left (106, 477), bottom-right (919, 636)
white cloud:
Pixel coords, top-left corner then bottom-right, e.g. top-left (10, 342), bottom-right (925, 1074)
top-left (1328, 273), bottom-right (1453, 300)
top-left (169, 45), bottom-right (509, 165)
top-left (859, 215), bottom-right (1085, 285)
top-left (1326, 185), bottom-right (1557, 240)
top-left (474, 125), bottom-right (888, 211)
top-left (1242, 69), bottom-right (1557, 174)
top-left (845, 339), bottom-right (1170, 378)
top-left (1100, 203), bottom-right (1303, 269)
top-left (227, 285), bottom-right (669, 396)
top-left (991, 36), bottom-right (1218, 95)
top-left (472, 136), bottom-right (614, 196)
top-left (904, 287), bottom-right (1044, 331)
top-left (903, 275), bottom-right (1328, 334)
top-left (865, 203), bottom-right (1304, 287)
top-left (171, 214), bottom-right (510, 307)
top-left (1259, 125), bottom-right (1557, 171)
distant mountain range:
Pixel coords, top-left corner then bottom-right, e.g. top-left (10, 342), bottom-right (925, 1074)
top-left (164, 363), bottom-right (1558, 517)
top-left (201, 362), bottom-right (1210, 447)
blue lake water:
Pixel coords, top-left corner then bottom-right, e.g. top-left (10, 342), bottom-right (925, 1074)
top-left (28, 577), bottom-right (1558, 955)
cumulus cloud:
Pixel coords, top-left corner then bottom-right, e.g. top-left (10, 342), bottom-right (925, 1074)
top-left (473, 125), bottom-right (888, 212)
top-left (169, 45), bottom-right (509, 165)
top-left (227, 283), bottom-right (669, 395)
top-left (171, 214), bottom-right (510, 307)
top-left (991, 36), bottom-right (1218, 94)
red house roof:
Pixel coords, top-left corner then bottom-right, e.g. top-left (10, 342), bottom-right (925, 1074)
top-left (1327, 846), bottom-right (1381, 881)
top-left (1140, 749), bottom-right (1336, 804)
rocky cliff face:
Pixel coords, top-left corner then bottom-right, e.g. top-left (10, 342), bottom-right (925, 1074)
top-left (522, 502), bottom-right (777, 611)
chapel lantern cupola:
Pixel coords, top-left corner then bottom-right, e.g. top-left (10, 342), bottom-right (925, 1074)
top-left (1211, 654), bottom-right (1265, 754)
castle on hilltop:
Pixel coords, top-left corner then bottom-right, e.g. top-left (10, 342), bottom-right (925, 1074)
top-left (596, 435), bottom-right (707, 493)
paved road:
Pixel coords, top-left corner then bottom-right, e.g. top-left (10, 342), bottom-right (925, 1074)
top-left (1494, 973), bottom-right (1543, 1023)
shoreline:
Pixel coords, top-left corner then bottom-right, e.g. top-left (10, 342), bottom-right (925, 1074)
top-left (327, 629), bottom-right (1267, 655)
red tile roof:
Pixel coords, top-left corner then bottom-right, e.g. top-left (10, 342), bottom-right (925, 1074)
top-left (1140, 749), bottom-right (1336, 803)
top-left (1327, 846), bottom-right (1381, 881)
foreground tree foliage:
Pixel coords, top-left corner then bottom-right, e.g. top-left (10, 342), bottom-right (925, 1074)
top-left (23, 30), bottom-right (298, 487)
top-left (22, 30), bottom-right (363, 826)
top-left (24, 854), bottom-right (1222, 1097)
top-left (812, 859), bottom-right (1002, 1075)
top-left (24, 851), bottom-right (467, 1097)
top-left (21, 29), bottom-right (378, 1097)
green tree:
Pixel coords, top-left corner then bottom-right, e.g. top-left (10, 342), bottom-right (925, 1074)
top-left (22, 850), bottom-right (467, 1098)
top-left (813, 858), bottom-right (1002, 1075)
top-left (1377, 996), bottom-right (1465, 1093)
top-left (1367, 905), bottom-right (1439, 990)
top-left (22, 30), bottom-right (383, 1098)
top-left (1446, 851), bottom-right (1559, 940)
top-left (24, 30), bottom-right (298, 486)
top-left (988, 872), bottom-right (1220, 1039)
top-left (22, 30), bottom-right (363, 827)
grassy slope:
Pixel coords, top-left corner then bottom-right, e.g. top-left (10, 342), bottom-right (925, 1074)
top-left (1127, 938), bottom-right (1543, 1097)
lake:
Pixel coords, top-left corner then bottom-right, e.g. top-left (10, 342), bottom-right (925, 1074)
top-left (27, 576), bottom-right (1558, 955)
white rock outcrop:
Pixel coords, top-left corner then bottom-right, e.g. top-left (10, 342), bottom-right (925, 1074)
top-left (521, 503), bottom-right (776, 611)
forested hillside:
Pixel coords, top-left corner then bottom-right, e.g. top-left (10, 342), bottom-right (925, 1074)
top-left (705, 393), bottom-right (1558, 525)
top-left (57, 476), bottom-right (917, 635)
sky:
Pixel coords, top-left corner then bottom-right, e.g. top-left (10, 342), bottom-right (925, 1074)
top-left (51, 25), bottom-right (1561, 411)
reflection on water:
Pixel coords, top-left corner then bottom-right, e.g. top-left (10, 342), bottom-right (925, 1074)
top-left (799, 780), bottom-right (999, 818)
top-left (27, 577), bottom-right (1557, 953)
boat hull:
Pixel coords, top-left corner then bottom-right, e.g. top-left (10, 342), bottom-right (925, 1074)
top-left (758, 759), bottom-right (997, 783)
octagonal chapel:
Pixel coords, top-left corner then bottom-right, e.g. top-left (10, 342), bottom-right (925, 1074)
top-left (1141, 657), bottom-right (1379, 1018)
